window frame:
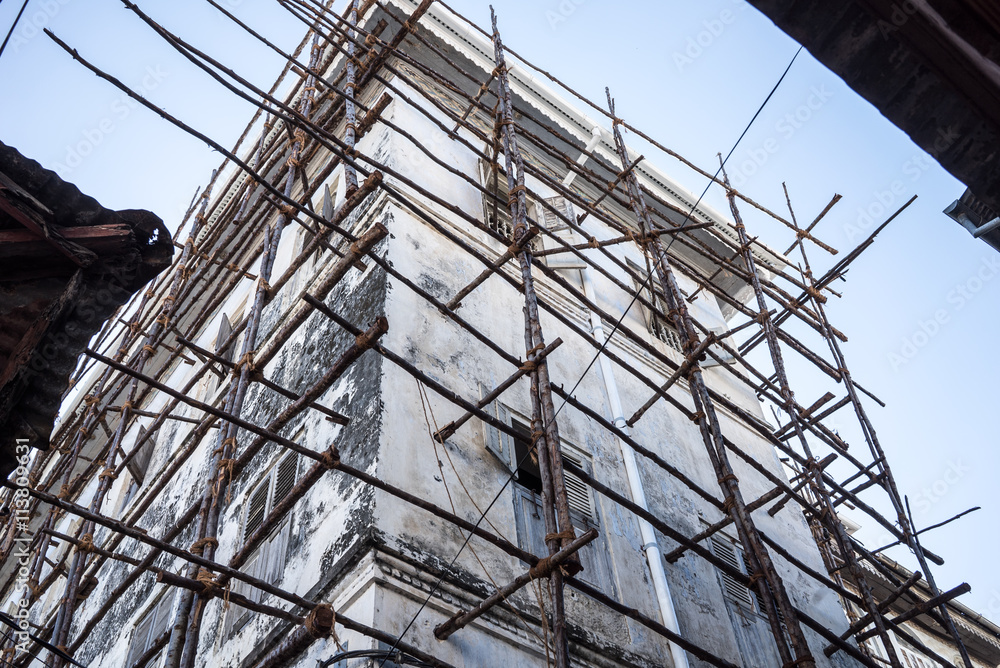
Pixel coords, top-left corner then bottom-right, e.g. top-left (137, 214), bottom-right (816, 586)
top-left (627, 259), bottom-right (682, 352)
top-left (480, 391), bottom-right (616, 597)
top-left (223, 452), bottom-right (298, 636)
top-left (125, 588), bottom-right (175, 668)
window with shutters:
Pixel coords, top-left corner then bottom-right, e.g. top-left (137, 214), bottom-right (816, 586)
top-left (224, 452), bottom-right (298, 636)
top-left (898, 646), bottom-right (936, 668)
top-left (195, 310), bottom-right (241, 404)
top-left (481, 390), bottom-right (615, 596)
top-left (478, 160), bottom-right (544, 254)
top-left (125, 589), bottom-right (175, 668)
top-left (216, 313), bottom-right (236, 364)
top-left (628, 260), bottom-right (682, 353)
top-left (710, 534), bottom-right (758, 616)
top-left (709, 533), bottom-right (787, 629)
top-left (295, 177), bottom-right (337, 291)
top-left (127, 427), bottom-right (155, 487)
top-left (480, 159), bottom-right (514, 239)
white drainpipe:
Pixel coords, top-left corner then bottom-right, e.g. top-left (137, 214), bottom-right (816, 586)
top-left (582, 268), bottom-right (690, 668)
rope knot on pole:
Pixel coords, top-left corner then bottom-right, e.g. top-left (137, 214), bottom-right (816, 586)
top-left (528, 556), bottom-right (552, 579)
top-left (305, 603), bottom-right (336, 638)
top-left (545, 529), bottom-right (575, 543)
top-left (76, 534), bottom-right (95, 554)
top-left (190, 537), bottom-right (219, 556)
top-left (195, 568), bottom-right (222, 596)
top-left (235, 351), bottom-right (257, 373)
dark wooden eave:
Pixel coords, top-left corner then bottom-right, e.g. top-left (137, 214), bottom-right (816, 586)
top-left (0, 141), bottom-right (174, 479)
top-left (746, 0), bottom-right (1000, 216)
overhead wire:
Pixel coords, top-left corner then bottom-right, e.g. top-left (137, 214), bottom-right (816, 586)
top-left (379, 43), bottom-right (804, 665)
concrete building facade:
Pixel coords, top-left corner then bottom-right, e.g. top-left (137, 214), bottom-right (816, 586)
top-left (0, 2), bottom-right (983, 668)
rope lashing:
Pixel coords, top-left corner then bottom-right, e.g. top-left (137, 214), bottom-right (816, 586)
top-left (234, 351), bottom-right (256, 373)
top-left (190, 537), bottom-right (219, 556)
top-left (507, 184), bottom-right (527, 207)
top-left (528, 556), bottom-right (552, 579)
top-left (195, 568), bottom-right (221, 596)
top-left (806, 286), bottom-right (828, 304)
top-left (545, 529), bottom-right (575, 543)
top-left (305, 603), bottom-right (336, 638)
top-left (525, 342), bottom-right (545, 357)
top-left (76, 534), bottom-right (95, 554)
top-left (718, 473), bottom-right (739, 486)
top-left (320, 447), bottom-right (340, 470)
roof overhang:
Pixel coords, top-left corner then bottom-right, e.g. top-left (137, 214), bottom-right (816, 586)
top-left (746, 0), bottom-right (1000, 219)
top-left (0, 142), bottom-right (174, 479)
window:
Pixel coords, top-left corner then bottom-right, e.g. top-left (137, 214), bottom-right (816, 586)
top-left (125, 589), bottom-right (175, 668)
top-left (628, 260), bottom-right (682, 352)
top-left (898, 646), bottom-right (936, 668)
top-left (295, 178), bottom-right (337, 287)
top-left (127, 427), bottom-right (155, 487)
top-left (480, 159), bottom-right (514, 239)
top-left (216, 313), bottom-right (236, 364)
top-left (710, 534), bottom-right (758, 616)
top-left (710, 533), bottom-right (786, 629)
top-left (224, 452), bottom-right (298, 635)
top-left (481, 391), bottom-right (615, 595)
top-left (478, 161), bottom-right (551, 262)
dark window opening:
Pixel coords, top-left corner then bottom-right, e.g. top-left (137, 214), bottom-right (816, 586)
top-left (511, 419), bottom-right (543, 495)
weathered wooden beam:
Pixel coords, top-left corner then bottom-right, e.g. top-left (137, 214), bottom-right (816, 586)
top-left (434, 529), bottom-right (598, 640)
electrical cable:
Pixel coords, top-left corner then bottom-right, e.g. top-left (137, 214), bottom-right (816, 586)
top-left (379, 44), bottom-right (804, 665)
top-left (0, 0), bottom-right (32, 60)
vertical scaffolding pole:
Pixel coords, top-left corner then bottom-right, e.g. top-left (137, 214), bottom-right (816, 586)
top-left (719, 163), bottom-right (902, 667)
top-left (170, 36), bottom-right (327, 668)
top-left (48, 179), bottom-right (217, 668)
top-left (793, 227), bottom-right (974, 668)
top-left (492, 11), bottom-right (577, 668)
top-left (343, 0), bottom-right (360, 195)
top-left (606, 89), bottom-right (815, 668)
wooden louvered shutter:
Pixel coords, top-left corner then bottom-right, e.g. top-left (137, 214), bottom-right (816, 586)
top-left (243, 481), bottom-right (269, 544)
top-left (145, 591), bottom-right (174, 663)
top-left (541, 196), bottom-right (575, 230)
top-left (480, 384), bottom-right (514, 472)
top-left (712, 536), bottom-right (755, 611)
top-left (216, 314), bottom-right (235, 363)
top-left (560, 450), bottom-right (594, 524)
top-left (512, 485), bottom-right (548, 559)
top-left (273, 454), bottom-right (297, 507)
top-left (125, 608), bottom-right (155, 666)
top-left (322, 182), bottom-right (335, 220)
top-left (262, 456), bottom-right (295, 586)
top-left (263, 520), bottom-right (290, 586)
top-left (480, 160), bottom-right (513, 239)
top-left (127, 427), bottom-right (155, 486)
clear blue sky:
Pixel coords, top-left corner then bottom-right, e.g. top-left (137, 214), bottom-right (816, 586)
top-left (1, 0), bottom-right (996, 625)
